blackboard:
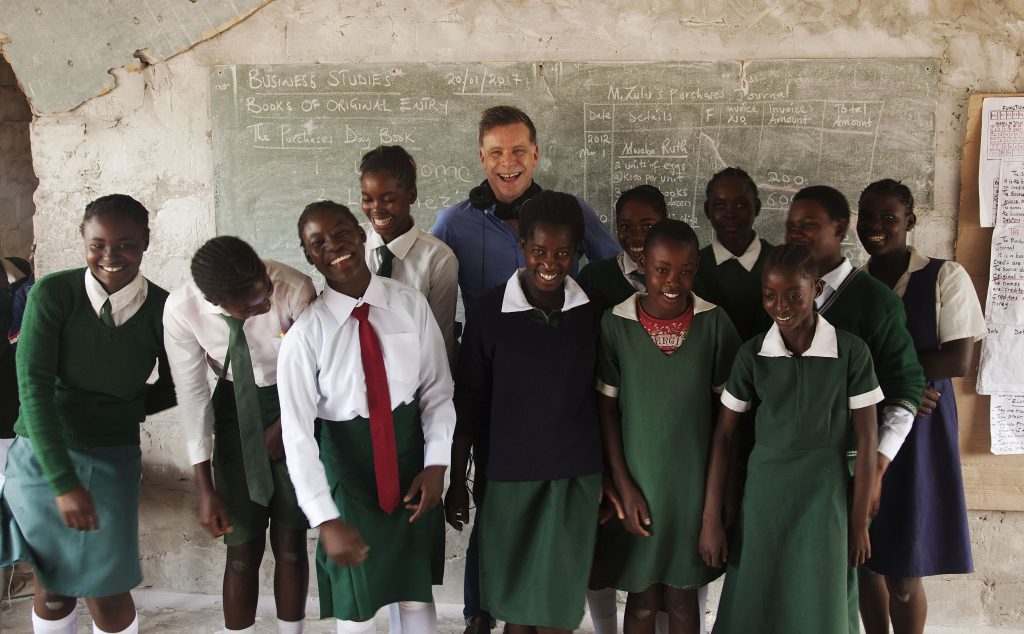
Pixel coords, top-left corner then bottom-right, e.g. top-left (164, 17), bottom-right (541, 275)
top-left (211, 59), bottom-right (938, 270)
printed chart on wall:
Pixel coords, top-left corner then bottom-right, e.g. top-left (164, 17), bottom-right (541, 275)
top-left (976, 95), bottom-right (1024, 454)
top-left (210, 59), bottom-right (938, 273)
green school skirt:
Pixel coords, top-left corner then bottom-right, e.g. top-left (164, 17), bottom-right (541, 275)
top-left (211, 380), bottom-right (308, 546)
top-left (316, 400), bottom-right (444, 622)
top-left (480, 473), bottom-right (602, 630)
top-left (0, 437), bottom-right (141, 597)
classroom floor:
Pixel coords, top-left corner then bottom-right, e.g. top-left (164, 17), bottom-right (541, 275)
top-left (1, 589), bottom-right (1022, 634)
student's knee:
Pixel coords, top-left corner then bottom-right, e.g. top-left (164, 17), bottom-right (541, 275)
top-left (885, 576), bottom-right (923, 603)
top-left (225, 540), bottom-right (265, 576)
top-left (625, 588), bottom-right (659, 621)
top-left (663, 587), bottom-right (697, 623)
top-left (270, 525), bottom-right (306, 564)
top-left (335, 618), bottom-right (376, 633)
top-left (36, 589), bottom-right (77, 618)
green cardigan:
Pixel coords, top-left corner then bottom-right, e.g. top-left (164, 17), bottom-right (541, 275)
top-left (819, 268), bottom-right (923, 415)
top-left (14, 268), bottom-right (176, 495)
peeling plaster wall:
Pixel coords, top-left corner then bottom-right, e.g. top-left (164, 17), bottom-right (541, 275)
top-left (22, 0), bottom-right (1024, 627)
top-left (0, 55), bottom-right (36, 257)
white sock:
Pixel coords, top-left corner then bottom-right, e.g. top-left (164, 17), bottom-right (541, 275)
top-left (655, 611), bottom-right (668, 634)
top-left (32, 607), bottom-right (78, 634)
top-left (586, 588), bottom-right (618, 634)
top-left (336, 618), bottom-right (375, 633)
top-left (92, 615), bottom-right (138, 634)
top-left (277, 617), bottom-right (304, 634)
top-left (397, 601), bottom-right (437, 633)
top-left (386, 603), bottom-right (403, 634)
top-left (697, 584), bottom-right (709, 634)
top-left (224, 626), bottom-right (256, 634)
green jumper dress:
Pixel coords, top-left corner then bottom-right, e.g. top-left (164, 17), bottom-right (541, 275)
top-left (713, 321), bottom-right (882, 634)
top-left (316, 399), bottom-right (444, 622)
top-left (592, 293), bottom-right (740, 592)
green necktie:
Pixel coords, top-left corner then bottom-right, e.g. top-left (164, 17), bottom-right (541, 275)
top-left (376, 245), bottom-right (395, 278)
top-left (222, 315), bottom-right (274, 506)
top-left (100, 299), bottom-right (116, 327)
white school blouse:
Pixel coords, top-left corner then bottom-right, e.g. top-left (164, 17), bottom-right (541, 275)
top-left (878, 247), bottom-right (986, 344)
top-left (277, 274), bottom-right (456, 527)
top-left (162, 261), bottom-right (316, 465)
top-left (363, 223), bottom-right (459, 367)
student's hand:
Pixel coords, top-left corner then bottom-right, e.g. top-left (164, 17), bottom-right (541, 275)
top-left (319, 518), bottom-right (369, 566)
top-left (616, 478), bottom-right (652, 537)
top-left (698, 519), bottom-right (728, 568)
top-left (55, 485), bottom-right (99, 531)
top-left (197, 489), bottom-right (233, 538)
top-left (598, 472), bottom-right (625, 525)
top-left (849, 520), bottom-right (871, 567)
top-left (264, 418), bottom-right (285, 462)
top-left (917, 388), bottom-right (940, 417)
top-left (404, 465), bottom-right (446, 523)
top-left (444, 478), bottom-right (471, 531)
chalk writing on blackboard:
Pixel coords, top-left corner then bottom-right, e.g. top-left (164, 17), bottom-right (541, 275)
top-left (211, 61), bottom-right (938, 275)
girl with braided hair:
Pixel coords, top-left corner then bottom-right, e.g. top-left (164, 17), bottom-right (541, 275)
top-left (359, 145), bottom-right (459, 368)
top-left (162, 235), bottom-right (316, 634)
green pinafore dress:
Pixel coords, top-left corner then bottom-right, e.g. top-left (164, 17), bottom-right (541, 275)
top-left (316, 399), bottom-right (444, 622)
top-left (713, 327), bottom-right (880, 634)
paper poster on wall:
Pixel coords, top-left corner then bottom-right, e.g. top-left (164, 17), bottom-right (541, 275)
top-left (979, 96), bottom-right (1024, 227)
top-left (977, 324), bottom-right (1024, 395)
top-left (990, 394), bottom-right (1024, 455)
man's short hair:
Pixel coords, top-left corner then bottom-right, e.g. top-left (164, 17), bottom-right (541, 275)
top-left (478, 105), bottom-right (537, 146)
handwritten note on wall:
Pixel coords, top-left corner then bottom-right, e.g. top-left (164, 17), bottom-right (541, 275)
top-left (990, 395), bottom-right (1024, 455)
top-left (976, 97), bottom-right (1024, 454)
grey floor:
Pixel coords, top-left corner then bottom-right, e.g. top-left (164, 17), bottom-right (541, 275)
top-left (1, 590), bottom-right (1022, 633)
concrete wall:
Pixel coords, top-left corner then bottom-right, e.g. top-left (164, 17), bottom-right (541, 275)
top-left (20, 0), bottom-right (1024, 627)
top-left (0, 55), bottom-right (36, 258)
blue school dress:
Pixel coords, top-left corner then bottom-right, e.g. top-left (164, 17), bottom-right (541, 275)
top-left (867, 257), bottom-right (974, 577)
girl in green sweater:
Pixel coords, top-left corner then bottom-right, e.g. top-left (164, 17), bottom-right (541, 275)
top-left (0, 195), bottom-right (176, 634)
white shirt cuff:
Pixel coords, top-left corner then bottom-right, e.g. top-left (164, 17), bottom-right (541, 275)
top-left (877, 405), bottom-right (915, 461)
top-left (423, 438), bottom-right (453, 467)
top-left (849, 386), bottom-right (885, 410)
top-left (302, 493), bottom-right (342, 527)
top-left (596, 379), bottom-right (619, 398)
top-left (720, 389), bottom-right (751, 413)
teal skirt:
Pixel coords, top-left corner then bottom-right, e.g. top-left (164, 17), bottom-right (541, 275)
top-left (0, 437), bottom-right (142, 597)
top-left (316, 400), bottom-right (444, 622)
top-left (480, 473), bottom-right (602, 630)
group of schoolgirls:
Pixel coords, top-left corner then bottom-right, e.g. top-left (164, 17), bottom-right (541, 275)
top-left (0, 143), bottom-right (983, 634)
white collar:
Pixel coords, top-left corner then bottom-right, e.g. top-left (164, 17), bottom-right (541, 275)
top-left (1, 258), bottom-right (27, 285)
top-left (710, 232), bottom-right (762, 271)
top-left (820, 257), bottom-right (854, 291)
top-left (322, 274), bottom-right (392, 322)
top-left (500, 270), bottom-right (590, 313)
top-left (364, 222), bottom-right (419, 260)
top-left (758, 314), bottom-right (839, 358)
top-left (617, 251), bottom-right (641, 276)
top-left (862, 246), bottom-right (929, 274)
top-left (83, 269), bottom-right (147, 315)
top-left (610, 291), bottom-right (717, 322)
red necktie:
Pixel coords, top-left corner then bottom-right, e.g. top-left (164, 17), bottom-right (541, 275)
top-left (351, 303), bottom-right (401, 514)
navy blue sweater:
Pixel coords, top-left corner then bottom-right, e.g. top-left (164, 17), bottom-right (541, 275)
top-left (454, 284), bottom-right (603, 482)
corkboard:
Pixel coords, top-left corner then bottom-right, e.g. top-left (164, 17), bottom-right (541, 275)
top-left (954, 92), bottom-right (1024, 511)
